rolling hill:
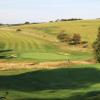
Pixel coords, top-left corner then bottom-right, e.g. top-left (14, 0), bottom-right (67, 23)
top-left (0, 19), bottom-right (100, 61)
top-left (0, 19), bottom-right (100, 100)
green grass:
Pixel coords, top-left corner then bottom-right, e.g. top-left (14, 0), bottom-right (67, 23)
top-left (69, 51), bottom-right (93, 61)
top-left (0, 19), bottom-right (100, 99)
top-left (0, 19), bottom-right (100, 61)
top-left (19, 52), bottom-right (69, 61)
top-left (0, 64), bottom-right (100, 100)
top-left (18, 52), bottom-right (92, 62)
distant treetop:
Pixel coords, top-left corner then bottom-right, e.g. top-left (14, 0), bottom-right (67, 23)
top-left (55, 18), bottom-right (82, 22)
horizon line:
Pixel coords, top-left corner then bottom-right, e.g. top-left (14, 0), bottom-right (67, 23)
top-left (0, 18), bottom-right (100, 24)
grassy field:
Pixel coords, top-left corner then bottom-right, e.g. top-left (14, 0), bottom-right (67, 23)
top-left (0, 19), bottom-right (100, 61)
top-left (0, 19), bottom-right (100, 100)
top-left (0, 64), bottom-right (100, 100)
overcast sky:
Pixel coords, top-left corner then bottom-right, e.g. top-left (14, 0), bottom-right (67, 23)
top-left (0, 0), bottom-right (100, 23)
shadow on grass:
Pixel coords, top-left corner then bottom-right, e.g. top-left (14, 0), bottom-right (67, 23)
top-left (0, 49), bottom-right (13, 59)
top-left (0, 49), bottom-right (13, 53)
top-left (15, 91), bottom-right (100, 100)
top-left (0, 67), bottom-right (100, 92)
top-left (16, 98), bottom-right (68, 100)
top-left (67, 90), bottom-right (100, 100)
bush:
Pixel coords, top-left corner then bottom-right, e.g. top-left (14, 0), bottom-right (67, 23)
top-left (57, 32), bottom-right (82, 45)
top-left (0, 23), bottom-right (4, 26)
top-left (70, 33), bottom-right (81, 45)
top-left (81, 41), bottom-right (88, 44)
top-left (24, 21), bottom-right (30, 24)
top-left (57, 31), bottom-right (71, 42)
top-left (16, 29), bottom-right (22, 32)
top-left (93, 27), bottom-right (100, 62)
top-left (82, 44), bottom-right (88, 48)
top-left (80, 41), bottom-right (88, 48)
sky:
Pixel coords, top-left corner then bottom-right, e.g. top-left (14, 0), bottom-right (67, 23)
top-left (0, 0), bottom-right (100, 23)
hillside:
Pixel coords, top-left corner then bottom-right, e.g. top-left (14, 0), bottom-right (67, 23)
top-left (0, 19), bottom-right (100, 100)
top-left (0, 19), bottom-right (100, 61)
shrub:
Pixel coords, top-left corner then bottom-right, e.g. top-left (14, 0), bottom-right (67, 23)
top-left (0, 23), bottom-right (4, 26)
top-left (57, 32), bottom-right (82, 45)
top-left (57, 31), bottom-right (71, 42)
top-left (24, 21), bottom-right (30, 24)
top-left (82, 44), bottom-right (88, 48)
top-left (71, 33), bottom-right (81, 45)
top-left (80, 41), bottom-right (88, 48)
top-left (93, 27), bottom-right (100, 62)
top-left (16, 29), bottom-right (22, 32)
top-left (81, 41), bottom-right (88, 44)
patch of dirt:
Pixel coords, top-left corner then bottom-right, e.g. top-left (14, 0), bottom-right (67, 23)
top-left (0, 60), bottom-right (95, 71)
top-left (72, 61), bottom-right (92, 64)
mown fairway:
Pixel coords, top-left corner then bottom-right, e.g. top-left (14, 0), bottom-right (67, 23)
top-left (0, 19), bottom-right (100, 61)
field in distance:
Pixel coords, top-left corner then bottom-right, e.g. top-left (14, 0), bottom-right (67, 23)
top-left (0, 19), bottom-right (100, 61)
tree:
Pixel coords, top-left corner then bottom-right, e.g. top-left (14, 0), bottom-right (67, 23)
top-left (93, 27), bottom-right (100, 62)
top-left (24, 21), bottom-right (30, 24)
